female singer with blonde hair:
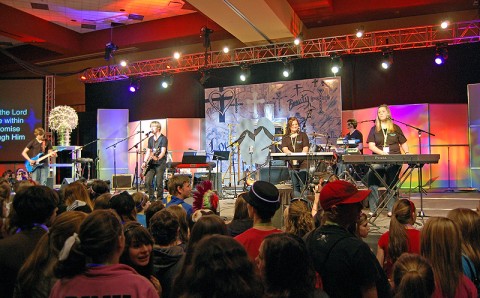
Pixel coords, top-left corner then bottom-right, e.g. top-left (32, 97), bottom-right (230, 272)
top-left (366, 104), bottom-right (409, 217)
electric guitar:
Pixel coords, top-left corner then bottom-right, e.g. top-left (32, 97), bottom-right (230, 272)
top-left (142, 149), bottom-right (162, 176)
top-left (25, 149), bottom-right (60, 173)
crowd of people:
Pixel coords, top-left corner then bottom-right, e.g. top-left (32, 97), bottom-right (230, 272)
top-left (0, 173), bottom-right (478, 298)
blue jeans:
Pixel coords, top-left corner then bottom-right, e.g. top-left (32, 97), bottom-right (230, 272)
top-left (367, 164), bottom-right (401, 213)
top-left (290, 169), bottom-right (307, 198)
top-left (31, 164), bottom-right (49, 186)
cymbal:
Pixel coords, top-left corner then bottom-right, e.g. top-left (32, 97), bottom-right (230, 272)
top-left (309, 132), bottom-right (328, 138)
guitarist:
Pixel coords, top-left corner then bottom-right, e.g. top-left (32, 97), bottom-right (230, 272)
top-left (21, 127), bottom-right (56, 186)
top-left (142, 121), bottom-right (168, 201)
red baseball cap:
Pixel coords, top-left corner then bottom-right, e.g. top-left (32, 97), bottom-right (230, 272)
top-left (320, 180), bottom-right (371, 210)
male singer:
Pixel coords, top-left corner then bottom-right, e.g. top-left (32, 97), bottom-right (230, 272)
top-left (281, 117), bottom-right (309, 198)
top-left (142, 121), bottom-right (168, 201)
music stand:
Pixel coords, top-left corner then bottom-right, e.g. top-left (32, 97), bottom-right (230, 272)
top-left (213, 151), bottom-right (229, 192)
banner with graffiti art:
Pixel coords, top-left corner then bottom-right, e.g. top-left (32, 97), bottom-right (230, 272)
top-left (204, 77), bottom-right (342, 175)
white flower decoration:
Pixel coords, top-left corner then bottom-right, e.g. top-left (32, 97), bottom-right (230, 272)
top-left (48, 105), bottom-right (78, 132)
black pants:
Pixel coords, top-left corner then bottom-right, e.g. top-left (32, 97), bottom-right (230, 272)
top-left (145, 163), bottom-right (166, 200)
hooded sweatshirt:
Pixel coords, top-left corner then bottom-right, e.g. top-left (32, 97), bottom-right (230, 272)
top-left (49, 263), bottom-right (158, 298)
top-left (152, 245), bottom-right (184, 298)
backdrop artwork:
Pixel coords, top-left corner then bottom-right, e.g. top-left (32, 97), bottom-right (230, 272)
top-left (204, 77), bottom-right (342, 180)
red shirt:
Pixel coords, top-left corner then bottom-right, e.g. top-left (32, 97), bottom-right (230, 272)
top-left (234, 227), bottom-right (282, 260)
top-left (378, 228), bottom-right (421, 277)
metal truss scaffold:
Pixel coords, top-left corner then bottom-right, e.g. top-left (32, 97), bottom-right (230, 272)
top-left (82, 20), bottom-right (480, 83)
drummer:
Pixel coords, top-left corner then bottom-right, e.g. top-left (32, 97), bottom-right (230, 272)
top-left (336, 118), bottom-right (364, 176)
top-left (281, 117), bottom-right (309, 198)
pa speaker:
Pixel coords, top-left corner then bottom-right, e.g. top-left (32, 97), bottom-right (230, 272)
top-left (260, 166), bottom-right (290, 185)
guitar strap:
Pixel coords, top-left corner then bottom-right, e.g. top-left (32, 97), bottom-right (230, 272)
top-left (41, 140), bottom-right (46, 153)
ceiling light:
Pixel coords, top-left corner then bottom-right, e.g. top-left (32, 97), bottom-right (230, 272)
top-left (434, 45), bottom-right (448, 65)
top-left (173, 52), bottom-right (181, 59)
top-left (356, 26), bottom-right (365, 38)
top-left (381, 49), bottom-right (393, 70)
top-left (239, 64), bottom-right (250, 82)
top-left (160, 73), bottom-right (174, 89)
top-left (330, 54), bottom-right (342, 75)
top-left (120, 60), bottom-right (127, 67)
top-left (282, 59), bottom-right (294, 78)
top-left (128, 78), bottom-right (140, 93)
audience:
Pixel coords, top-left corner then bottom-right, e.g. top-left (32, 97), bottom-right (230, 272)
top-left (234, 181), bottom-right (282, 260)
top-left (120, 221), bottom-right (161, 296)
top-left (62, 181), bottom-right (93, 213)
top-left (305, 180), bottom-right (391, 297)
top-left (421, 217), bottom-right (477, 298)
top-left (51, 210), bottom-right (158, 297)
top-left (163, 175), bottom-right (193, 218)
top-left (226, 192), bottom-right (253, 237)
top-left (0, 186), bottom-right (58, 298)
top-left (447, 208), bottom-right (480, 285)
top-left (354, 212), bottom-right (370, 239)
top-left (377, 199), bottom-right (421, 278)
top-left (177, 234), bottom-right (264, 298)
top-left (257, 233), bottom-right (328, 298)
top-left (93, 192), bottom-right (112, 210)
top-left (132, 191), bottom-right (150, 226)
top-left (172, 214), bottom-right (228, 298)
top-left (88, 179), bottom-right (110, 201)
top-left (167, 204), bottom-right (190, 247)
top-left (145, 200), bottom-right (165, 228)
top-left (392, 253), bottom-right (435, 298)
top-left (109, 191), bottom-right (137, 224)
top-left (149, 209), bottom-right (184, 298)
top-left (283, 198), bottom-right (315, 238)
top-left (14, 211), bottom-right (87, 298)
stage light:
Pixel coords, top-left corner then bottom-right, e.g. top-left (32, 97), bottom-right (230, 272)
top-left (440, 20), bottom-right (449, 29)
top-left (200, 26), bottom-right (213, 50)
top-left (294, 33), bottom-right (303, 45)
top-left (173, 52), bottom-right (181, 59)
top-left (199, 67), bottom-right (211, 85)
top-left (104, 42), bottom-right (118, 61)
top-left (282, 59), bottom-right (294, 78)
top-left (160, 73), bottom-right (174, 89)
top-left (330, 54), bottom-right (342, 75)
top-left (223, 46), bottom-right (229, 53)
top-left (356, 26), bottom-right (364, 38)
top-left (381, 49), bottom-right (393, 70)
top-left (128, 78), bottom-right (140, 93)
top-left (239, 64), bottom-right (250, 82)
top-left (120, 60), bottom-right (127, 67)
top-left (434, 45), bottom-right (448, 65)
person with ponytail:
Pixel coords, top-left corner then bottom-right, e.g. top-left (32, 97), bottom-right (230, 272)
top-left (50, 210), bottom-right (158, 298)
top-left (377, 199), bottom-right (421, 279)
top-left (392, 253), bottom-right (435, 298)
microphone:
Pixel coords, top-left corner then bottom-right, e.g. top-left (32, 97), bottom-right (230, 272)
top-left (145, 131), bottom-right (152, 136)
top-left (359, 119), bottom-right (375, 123)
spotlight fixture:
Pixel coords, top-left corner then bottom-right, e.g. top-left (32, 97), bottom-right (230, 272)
top-left (381, 49), bottom-right (394, 70)
top-left (282, 59), bottom-right (294, 78)
top-left (160, 73), bottom-right (174, 89)
top-left (239, 64), bottom-right (251, 82)
top-left (330, 54), bottom-right (343, 75)
top-left (200, 26), bottom-right (214, 50)
top-left (173, 52), bottom-right (181, 60)
top-left (120, 60), bottom-right (127, 67)
top-left (223, 46), bottom-right (229, 54)
top-left (440, 20), bottom-right (449, 29)
top-left (104, 42), bottom-right (118, 61)
top-left (356, 26), bottom-right (365, 38)
top-left (128, 78), bottom-right (140, 93)
top-left (199, 67), bottom-right (211, 85)
top-left (434, 45), bottom-right (448, 65)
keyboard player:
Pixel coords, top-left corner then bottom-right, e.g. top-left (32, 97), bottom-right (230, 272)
top-left (281, 117), bottom-right (310, 198)
top-left (336, 118), bottom-right (364, 176)
top-left (366, 104), bottom-right (409, 217)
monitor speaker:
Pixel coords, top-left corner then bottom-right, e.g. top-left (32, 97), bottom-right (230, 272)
top-left (60, 178), bottom-right (75, 189)
top-left (259, 166), bottom-right (290, 185)
top-left (112, 174), bottom-right (133, 189)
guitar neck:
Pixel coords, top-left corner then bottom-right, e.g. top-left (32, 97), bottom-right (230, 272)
top-left (37, 150), bottom-right (58, 162)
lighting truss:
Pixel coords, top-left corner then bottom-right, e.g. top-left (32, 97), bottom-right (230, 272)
top-left (82, 20), bottom-right (480, 83)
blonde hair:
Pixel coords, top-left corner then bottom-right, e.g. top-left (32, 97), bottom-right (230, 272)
top-left (284, 200), bottom-right (314, 238)
top-left (375, 104), bottom-right (395, 133)
top-left (421, 217), bottom-right (463, 298)
top-left (150, 121), bottom-right (161, 129)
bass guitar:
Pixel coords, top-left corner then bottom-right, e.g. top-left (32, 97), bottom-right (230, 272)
top-left (142, 149), bottom-right (162, 177)
top-left (25, 149), bottom-right (60, 173)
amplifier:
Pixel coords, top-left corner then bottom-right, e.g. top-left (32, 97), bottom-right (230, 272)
top-left (112, 174), bottom-right (133, 189)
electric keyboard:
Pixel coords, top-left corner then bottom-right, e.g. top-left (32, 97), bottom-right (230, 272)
top-left (167, 162), bottom-right (216, 170)
top-left (270, 152), bottom-right (334, 160)
top-left (342, 154), bottom-right (440, 165)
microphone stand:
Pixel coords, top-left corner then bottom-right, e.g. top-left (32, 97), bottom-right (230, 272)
top-left (69, 138), bottom-right (99, 181)
top-left (392, 118), bottom-right (435, 218)
top-left (128, 134), bottom-right (150, 192)
top-left (106, 131), bottom-right (142, 193)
